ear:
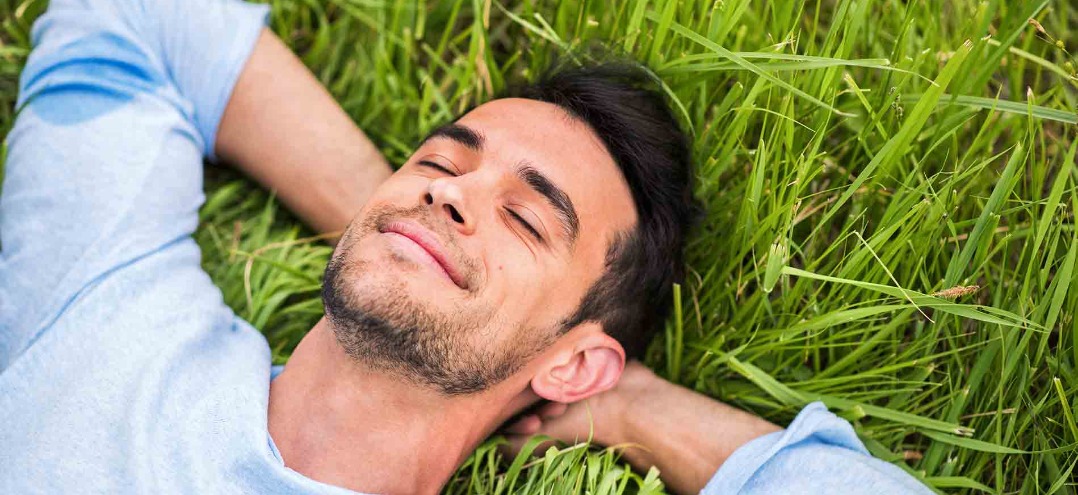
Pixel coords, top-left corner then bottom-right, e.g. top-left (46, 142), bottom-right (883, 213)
top-left (530, 322), bottom-right (626, 403)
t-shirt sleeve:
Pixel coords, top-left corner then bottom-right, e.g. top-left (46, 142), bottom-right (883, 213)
top-left (699, 402), bottom-right (934, 495)
top-left (0, 0), bottom-right (268, 369)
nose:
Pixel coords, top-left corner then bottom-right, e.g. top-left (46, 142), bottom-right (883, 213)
top-left (425, 177), bottom-right (474, 234)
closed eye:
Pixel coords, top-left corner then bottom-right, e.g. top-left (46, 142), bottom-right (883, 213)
top-left (507, 208), bottom-right (543, 242)
top-left (418, 160), bottom-right (457, 176)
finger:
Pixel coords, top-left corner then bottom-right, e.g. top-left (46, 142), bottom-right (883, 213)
top-left (502, 414), bottom-right (541, 435)
top-left (537, 401), bottom-right (569, 419)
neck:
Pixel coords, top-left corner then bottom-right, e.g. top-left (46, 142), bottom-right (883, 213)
top-left (268, 318), bottom-right (534, 495)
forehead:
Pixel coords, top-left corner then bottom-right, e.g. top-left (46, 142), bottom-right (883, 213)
top-left (451, 98), bottom-right (637, 248)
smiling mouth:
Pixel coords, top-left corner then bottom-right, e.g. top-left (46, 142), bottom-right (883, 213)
top-left (379, 221), bottom-right (468, 290)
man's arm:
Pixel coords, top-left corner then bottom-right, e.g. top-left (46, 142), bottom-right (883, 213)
top-left (217, 30), bottom-right (392, 240)
top-left (1, 0), bottom-right (388, 367)
top-left (610, 364), bottom-right (783, 494)
top-left (1, 0), bottom-right (274, 367)
top-left (504, 362), bottom-right (931, 494)
top-left (504, 363), bottom-right (780, 494)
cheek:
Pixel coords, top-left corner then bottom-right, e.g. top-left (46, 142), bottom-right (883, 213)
top-left (366, 175), bottom-right (424, 206)
top-left (486, 248), bottom-right (584, 326)
top-left (478, 243), bottom-right (535, 308)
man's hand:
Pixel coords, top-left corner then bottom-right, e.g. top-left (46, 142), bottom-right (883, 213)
top-left (500, 362), bottom-right (782, 495)
top-left (500, 361), bottom-right (653, 459)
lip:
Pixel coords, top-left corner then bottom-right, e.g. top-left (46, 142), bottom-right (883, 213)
top-left (381, 220), bottom-right (467, 290)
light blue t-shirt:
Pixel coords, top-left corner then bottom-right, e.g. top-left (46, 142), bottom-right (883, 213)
top-left (0, 0), bottom-right (932, 493)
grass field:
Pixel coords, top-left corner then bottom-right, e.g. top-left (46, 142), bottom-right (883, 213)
top-left (2, 0), bottom-right (1077, 493)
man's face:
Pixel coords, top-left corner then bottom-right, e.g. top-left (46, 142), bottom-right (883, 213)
top-left (323, 98), bottom-right (636, 394)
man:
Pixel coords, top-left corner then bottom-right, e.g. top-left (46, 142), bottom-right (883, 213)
top-left (0, 0), bottom-right (932, 493)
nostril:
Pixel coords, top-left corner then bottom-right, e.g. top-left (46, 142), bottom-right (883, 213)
top-left (445, 204), bottom-right (464, 224)
top-left (423, 193), bottom-right (434, 205)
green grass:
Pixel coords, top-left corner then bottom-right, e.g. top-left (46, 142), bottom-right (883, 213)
top-left (2, 0), bottom-right (1077, 493)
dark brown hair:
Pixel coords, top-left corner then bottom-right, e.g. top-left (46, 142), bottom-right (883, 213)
top-left (506, 61), bottom-right (702, 358)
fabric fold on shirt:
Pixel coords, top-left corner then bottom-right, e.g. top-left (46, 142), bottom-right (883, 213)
top-left (700, 401), bottom-right (932, 494)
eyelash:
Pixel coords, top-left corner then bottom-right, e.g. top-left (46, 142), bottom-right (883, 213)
top-left (417, 160), bottom-right (543, 242)
top-left (418, 160), bottom-right (456, 176)
top-left (506, 208), bottom-right (543, 242)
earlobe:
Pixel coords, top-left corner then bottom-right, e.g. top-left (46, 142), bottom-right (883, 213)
top-left (531, 330), bottom-right (625, 403)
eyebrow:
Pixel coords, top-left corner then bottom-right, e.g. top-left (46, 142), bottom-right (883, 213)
top-left (420, 123), bottom-right (485, 152)
top-left (516, 162), bottom-right (580, 245)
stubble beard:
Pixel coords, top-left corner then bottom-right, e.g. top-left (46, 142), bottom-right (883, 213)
top-left (320, 204), bottom-right (554, 395)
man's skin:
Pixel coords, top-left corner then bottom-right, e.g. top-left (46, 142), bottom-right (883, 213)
top-left (217, 29), bottom-right (781, 495)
